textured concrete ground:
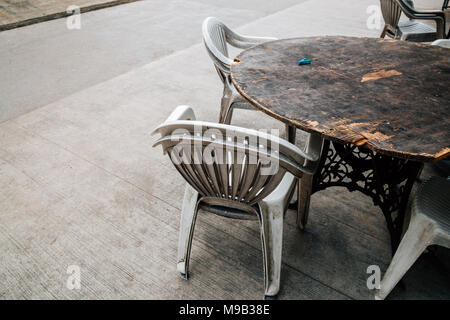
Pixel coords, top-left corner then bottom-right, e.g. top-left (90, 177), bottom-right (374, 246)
top-left (0, 0), bottom-right (449, 299)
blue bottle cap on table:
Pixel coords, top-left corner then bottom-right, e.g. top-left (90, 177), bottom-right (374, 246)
top-left (298, 58), bottom-right (311, 65)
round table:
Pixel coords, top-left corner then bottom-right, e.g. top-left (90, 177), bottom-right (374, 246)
top-left (230, 36), bottom-right (450, 252)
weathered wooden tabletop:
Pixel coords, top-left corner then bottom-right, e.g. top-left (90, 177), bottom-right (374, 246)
top-left (231, 36), bottom-right (450, 162)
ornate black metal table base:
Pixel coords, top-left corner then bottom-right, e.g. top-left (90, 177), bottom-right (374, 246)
top-left (312, 140), bottom-right (423, 254)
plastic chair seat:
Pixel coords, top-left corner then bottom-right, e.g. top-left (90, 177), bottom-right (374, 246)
top-left (397, 20), bottom-right (437, 41)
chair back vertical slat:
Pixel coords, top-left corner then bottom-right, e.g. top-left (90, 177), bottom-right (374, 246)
top-left (181, 163), bottom-right (209, 196)
top-left (243, 170), bottom-right (270, 202)
top-left (237, 162), bottom-right (258, 201)
top-left (204, 161), bottom-right (222, 197)
top-left (231, 153), bottom-right (244, 200)
top-left (171, 158), bottom-right (205, 196)
top-left (193, 148), bottom-right (216, 196)
top-left (211, 159), bottom-right (224, 197)
top-left (182, 148), bottom-right (212, 196)
top-left (218, 150), bottom-right (230, 199)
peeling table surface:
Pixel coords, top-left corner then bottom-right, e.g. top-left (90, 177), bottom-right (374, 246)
top-left (231, 36), bottom-right (450, 162)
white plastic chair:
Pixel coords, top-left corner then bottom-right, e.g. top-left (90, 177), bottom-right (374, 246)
top-left (376, 176), bottom-right (450, 300)
top-left (202, 17), bottom-right (277, 125)
top-left (153, 105), bottom-right (323, 298)
top-left (380, 0), bottom-right (447, 42)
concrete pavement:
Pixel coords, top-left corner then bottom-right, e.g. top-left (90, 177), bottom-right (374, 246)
top-left (0, 0), bottom-right (140, 31)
